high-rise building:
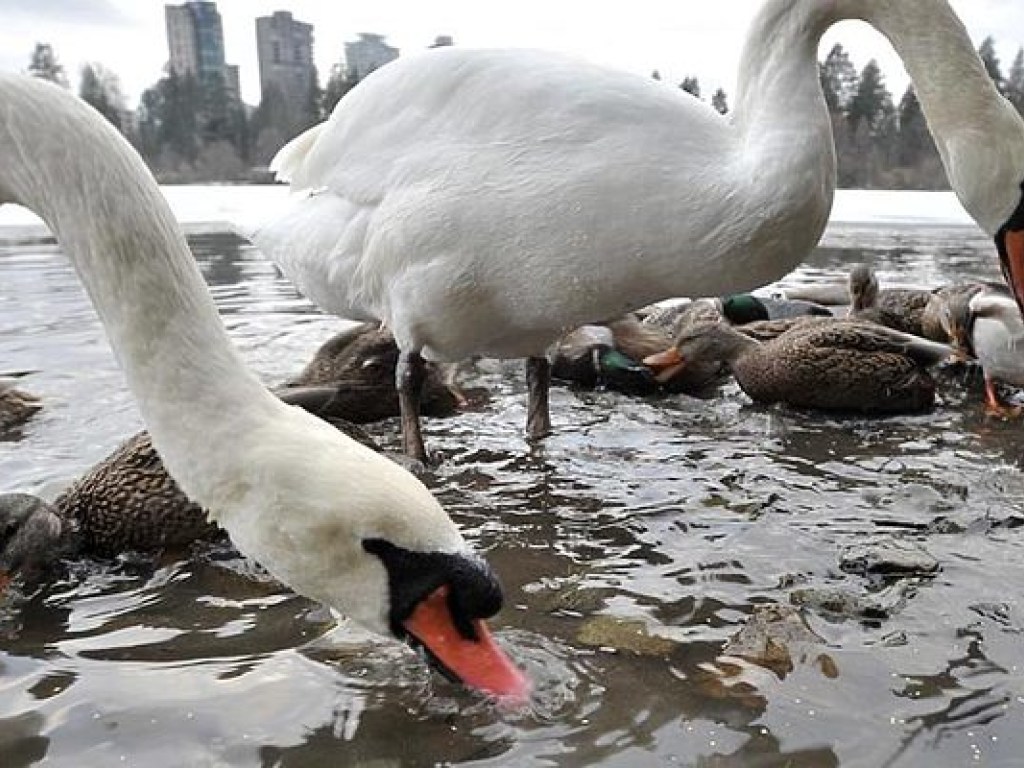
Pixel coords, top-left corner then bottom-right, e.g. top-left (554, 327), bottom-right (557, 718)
top-left (344, 33), bottom-right (398, 81)
top-left (256, 11), bottom-right (315, 105)
top-left (164, 1), bottom-right (239, 100)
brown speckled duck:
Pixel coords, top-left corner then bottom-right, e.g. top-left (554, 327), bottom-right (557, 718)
top-left (285, 322), bottom-right (462, 422)
top-left (0, 389), bottom-right (378, 593)
top-left (0, 380), bottom-right (41, 432)
top-left (942, 286), bottom-right (1024, 417)
top-left (644, 319), bottom-right (953, 414)
top-left (847, 264), bottom-right (934, 336)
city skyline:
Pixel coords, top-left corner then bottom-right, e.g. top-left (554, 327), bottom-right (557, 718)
top-left (1, 1), bottom-right (1023, 108)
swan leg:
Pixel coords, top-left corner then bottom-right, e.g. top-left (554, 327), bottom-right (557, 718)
top-left (525, 356), bottom-right (552, 440)
top-left (983, 376), bottom-right (1023, 419)
top-left (397, 350), bottom-right (430, 463)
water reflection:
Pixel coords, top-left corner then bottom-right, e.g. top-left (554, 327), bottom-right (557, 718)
top-left (1, 213), bottom-right (1024, 766)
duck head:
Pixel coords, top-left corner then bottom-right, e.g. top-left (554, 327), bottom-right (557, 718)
top-left (0, 493), bottom-right (65, 593)
top-left (642, 322), bottom-right (750, 382)
top-left (847, 265), bottom-right (880, 312)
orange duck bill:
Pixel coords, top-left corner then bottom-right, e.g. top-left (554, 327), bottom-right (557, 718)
top-left (403, 585), bottom-right (531, 703)
top-left (642, 347), bottom-right (687, 383)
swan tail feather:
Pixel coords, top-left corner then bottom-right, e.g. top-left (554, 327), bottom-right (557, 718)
top-left (270, 123), bottom-right (326, 186)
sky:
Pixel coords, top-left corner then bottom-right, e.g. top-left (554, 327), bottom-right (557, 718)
top-left (1, 0), bottom-right (1023, 109)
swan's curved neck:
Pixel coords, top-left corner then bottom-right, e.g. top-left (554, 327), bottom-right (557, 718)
top-left (0, 76), bottom-right (280, 505)
top-left (841, 0), bottom-right (1024, 233)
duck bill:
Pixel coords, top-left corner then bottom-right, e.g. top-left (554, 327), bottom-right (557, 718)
top-left (403, 586), bottom-right (531, 704)
top-left (998, 228), bottom-right (1024, 320)
top-left (642, 348), bottom-right (686, 384)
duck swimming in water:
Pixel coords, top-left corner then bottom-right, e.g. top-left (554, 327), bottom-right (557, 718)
top-left (644, 319), bottom-right (954, 414)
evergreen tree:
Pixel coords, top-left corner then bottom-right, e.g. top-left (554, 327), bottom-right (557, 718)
top-left (711, 88), bottom-right (729, 114)
top-left (1007, 47), bottom-right (1024, 115)
top-left (978, 36), bottom-right (1005, 94)
top-left (847, 60), bottom-right (892, 135)
top-left (895, 86), bottom-right (928, 167)
top-left (78, 63), bottom-right (125, 130)
top-left (679, 76), bottom-right (700, 99)
top-left (322, 64), bottom-right (359, 116)
top-left (819, 44), bottom-right (858, 112)
top-left (650, 70), bottom-right (661, 81)
top-left (27, 43), bottom-right (68, 87)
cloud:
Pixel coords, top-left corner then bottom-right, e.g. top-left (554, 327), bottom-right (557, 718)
top-left (1, 0), bottom-right (138, 27)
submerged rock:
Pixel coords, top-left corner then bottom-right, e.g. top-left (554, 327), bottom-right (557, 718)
top-left (576, 615), bottom-right (677, 656)
top-left (722, 603), bottom-right (836, 678)
top-left (839, 537), bottom-right (939, 577)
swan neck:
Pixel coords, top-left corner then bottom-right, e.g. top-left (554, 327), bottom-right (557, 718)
top-left (0, 76), bottom-right (279, 505)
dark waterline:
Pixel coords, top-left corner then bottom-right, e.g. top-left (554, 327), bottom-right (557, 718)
top-left (1, 216), bottom-right (1023, 767)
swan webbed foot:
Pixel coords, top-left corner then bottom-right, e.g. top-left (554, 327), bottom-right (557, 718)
top-left (525, 356), bottom-right (552, 440)
top-left (397, 350), bottom-right (431, 463)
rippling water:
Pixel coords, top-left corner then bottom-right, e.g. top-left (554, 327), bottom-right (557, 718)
top-left (1, 189), bottom-right (1023, 767)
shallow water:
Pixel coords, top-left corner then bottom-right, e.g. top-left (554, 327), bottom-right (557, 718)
top-left (1, 190), bottom-right (1023, 767)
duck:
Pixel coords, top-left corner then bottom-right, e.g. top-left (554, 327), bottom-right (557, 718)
top-left (284, 322), bottom-right (462, 422)
top-left (250, 0), bottom-right (1024, 462)
top-left (846, 264), bottom-right (934, 336)
top-left (0, 75), bottom-right (527, 700)
top-left (0, 379), bottom-right (41, 432)
top-left (643, 319), bottom-right (954, 414)
top-left (942, 287), bottom-right (1024, 417)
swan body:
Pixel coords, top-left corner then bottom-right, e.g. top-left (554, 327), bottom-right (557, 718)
top-left (253, 0), bottom-right (1024, 460)
top-left (0, 74), bottom-right (526, 699)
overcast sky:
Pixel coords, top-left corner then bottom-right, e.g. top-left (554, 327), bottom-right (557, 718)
top-left (1, 0), bottom-right (1023, 108)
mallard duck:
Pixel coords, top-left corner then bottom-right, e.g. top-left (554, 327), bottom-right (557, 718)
top-left (549, 321), bottom-right (659, 395)
top-left (943, 288), bottom-right (1024, 417)
top-left (643, 319), bottom-right (954, 414)
top-left (918, 279), bottom-right (1005, 342)
top-left (0, 379), bottom-right (41, 432)
top-left (847, 265), bottom-right (934, 336)
top-left (251, 0), bottom-right (1024, 463)
top-left (551, 312), bottom-right (730, 395)
top-left (0, 389), bottom-right (380, 593)
top-left (284, 322), bottom-right (462, 422)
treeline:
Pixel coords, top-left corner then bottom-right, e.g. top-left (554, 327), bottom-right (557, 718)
top-left (22, 37), bottom-right (1024, 188)
top-left (673, 38), bottom-right (1024, 189)
top-left (24, 42), bottom-right (359, 183)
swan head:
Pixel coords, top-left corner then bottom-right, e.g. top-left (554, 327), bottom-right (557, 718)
top-left (0, 493), bottom-right (67, 593)
top-left (210, 405), bottom-right (530, 701)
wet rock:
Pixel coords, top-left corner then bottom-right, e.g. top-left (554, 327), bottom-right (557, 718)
top-left (790, 584), bottom-right (907, 622)
top-left (576, 615), bottom-right (677, 656)
top-left (722, 603), bottom-right (836, 678)
top-left (839, 538), bottom-right (939, 577)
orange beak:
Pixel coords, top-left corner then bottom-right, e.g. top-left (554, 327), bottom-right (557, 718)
top-left (642, 347), bottom-right (686, 383)
top-left (1000, 229), bottom-right (1024, 319)
top-left (403, 585), bottom-right (531, 704)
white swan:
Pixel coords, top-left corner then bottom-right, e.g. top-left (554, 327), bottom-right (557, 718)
top-left (252, 0), bottom-right (1024, 463)
top-left (0, 74), bottom-right (528, 701)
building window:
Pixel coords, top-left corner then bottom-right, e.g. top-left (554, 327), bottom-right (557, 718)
top-left (272, 41), bottom-right (281, 64)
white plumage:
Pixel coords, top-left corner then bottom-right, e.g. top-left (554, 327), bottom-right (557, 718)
top-left (253, 0), bottom-right (1024, 461)
top-left (0, 73), bottom-right (526, 699)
